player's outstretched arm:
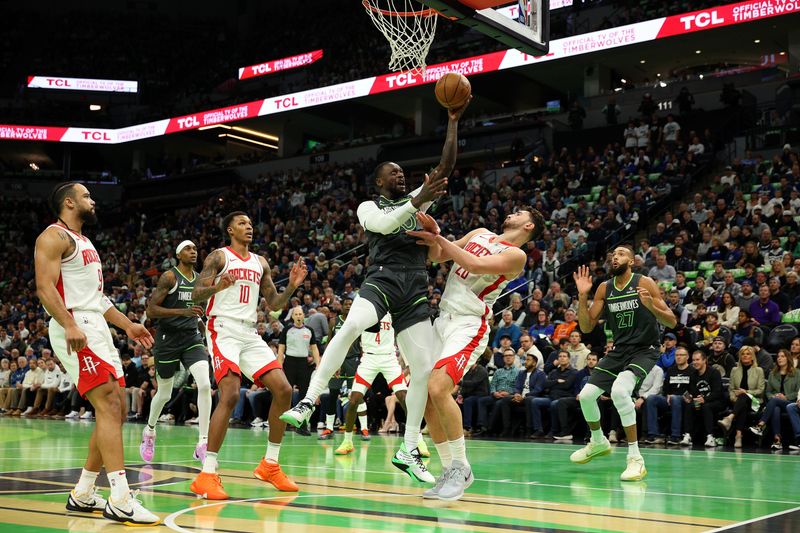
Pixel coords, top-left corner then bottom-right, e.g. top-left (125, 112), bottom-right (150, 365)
top-left (638, 276), bottom-right (678, 329)
top-left (432, 96), bottom-right (472, 179)
top-left (259, 256), bottom-right (307, 311)
top-left (34, 228), bottom-right (84, 354)
top-left (574, 265), bottom-right (605, 333)
top-left (192, 250), bottom-right (232, 302)
top-left (147, 271), bottom-right (204, 319)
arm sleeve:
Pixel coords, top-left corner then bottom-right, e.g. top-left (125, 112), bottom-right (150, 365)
top-left (308, 328), bottom-right (317, 346)
top-left (356, 200), bottom-right (418, 236)
top-left (278, 328), bottom-right (288, 345)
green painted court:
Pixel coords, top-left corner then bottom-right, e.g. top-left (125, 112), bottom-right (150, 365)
top-left (0, 418), bottom-right (798, 532)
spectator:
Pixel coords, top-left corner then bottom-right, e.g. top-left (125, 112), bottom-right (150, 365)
top-left (602, 97), bottom-right (621, 125)
top-left (493, 310), bottom-right (522, 351)
top-left (645, 346), bottom-right (693, 445)
top-left (500, 353), bottom-right (545, 438)
top-left (568, 101), bottom-right (586, 130)
top-left (749, 284), bottom-right (781, 330)
top-left (648, 254), bottom-right (677, 282)
top-left (717, 292), bottom-right (740, 328)
top-left (529, 351), bottom-right (576, 438)
top-left (509, 294), bottom-right (527, 326)
top-left (736, 281), bottom-right (757, 311)
top-left (731, 310), bottom-right (758, 350)
top-left (554, 352), bottom-right (599, 439)
top-left (551, 309), bottom-right (578, 345)
top-left (768, 277), bottom-right (791, 313)
top-left (566, 330), bottom-right (591, 370)
top-left (661, 114), bottom-right (681, 152)
top-left (749, 349), bottom-right (799, 450)
top-left (459, 361), bottom-right (490, 435)
top-left (517, 334), bottom-right (544, 371)
top-left (656, 333), bottom-right (678, 370)
top-left (528, 310), bottom-right (555, 340)
top-left (30, 358), bottom-right (62, 417)
top-left (492, 335), bottom-right (515, 369)
top-left (682, 350), bottom-right (725, 447)
top-left (718, 346), bottom-right (765, 448)
top-left (675, 86), bottom-right (695, 115)
top-left (474, 350), bottom-right (518, 436)
top-left (0, 359), bottom-right (15, 410)
top-left (706, 336), bottom-right (737, 378)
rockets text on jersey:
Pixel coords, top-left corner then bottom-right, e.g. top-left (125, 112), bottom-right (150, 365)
top-left (205, 247), bottom-right (263, 324)
top-left (440, 232), bottom-right (514, 318)
top-left (48, 224), bottom-right (108, 313)
top-left (361, 314), bottom-right (395, 355)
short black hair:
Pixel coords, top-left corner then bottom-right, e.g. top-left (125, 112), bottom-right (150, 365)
top-left (373, 161), bottom-right (394, 182)
top-left (221, 211), bottom-right (248, 238)
top-left (520, 206), bottom-right (546, 241)
top-left (49, 181), bottom-right (80, 216)
top-left (616, 243), bottom-right (636, 258)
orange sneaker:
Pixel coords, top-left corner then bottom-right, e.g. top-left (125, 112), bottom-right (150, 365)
top-left (318, 428), bottom-right (334, 440)
top-left (360, 429), bottom-right (371, 441)
top-left (253, 459), bottom-right (298, 492)
top-left (190, 472), bottom-right (228, 500)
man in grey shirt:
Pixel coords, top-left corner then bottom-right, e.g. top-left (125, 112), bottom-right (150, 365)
top-left (305, 307), bottom-right (330, 352)
top-left (736, 281), bottom-right (757, 311)
top-left (648, 254), bottom-right (677, 282)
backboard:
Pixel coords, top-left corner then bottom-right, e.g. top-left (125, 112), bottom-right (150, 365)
top-left (420, 0), bottom-right (549, 55)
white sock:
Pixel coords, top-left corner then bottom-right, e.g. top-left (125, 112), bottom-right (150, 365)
top-left (358, 413), bottom-right (368, 431)
top-left (343, 431), bottom-right (353, 444)
top-left (107, 470), bottom-right (129, 503)
top-left (75, 468), bottom-right (99, 495)
top-left (202, 451), bottom-right (218, 473)
top-left (198, 435), bottom-right (208, 445)
top-left (627, 441), bottom-right (641, 458)
top-left (326, 414), bottom-right (336, 429)
top-left (404, 426), bottom-right (421, 455)
top-left (265, 442), bottom-right (280, 463)
top-left (449, 437), bottom-right (469, 468)
top-left (144, 424), bottom-right (156, 435)
top-left (434, 441), bottom-right (452, 468)
top-left (591, 428), bottom-right (605, 443)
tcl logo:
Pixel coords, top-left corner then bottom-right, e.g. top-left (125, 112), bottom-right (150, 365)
top-left (679, 10), bottom-right (724, 30)
top-left (251, 63), bottom-right (272, 75)
top-left (177, 116), bottom-right (200, 129)
top-left (274, 97), bottom-right (298, 109)
top-left (385, 73), bottom-right (417, 88)
top-left (81, 131), bottom-right (112, 141)
top-left (46, 78), bottom-right (72, 87)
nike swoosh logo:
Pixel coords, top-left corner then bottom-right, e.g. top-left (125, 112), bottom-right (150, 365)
top-left (113, 505), bottom-right (135, 518)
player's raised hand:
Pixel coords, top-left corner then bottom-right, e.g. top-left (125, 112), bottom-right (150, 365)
top-left (413, 169), bottom-right (448, 206)
top-left (448, 95), bottom-right (473, 121)
top-left (416, 212), bottom-right (440, 235)
top-left (126, 323), bottom-right (154, 349)
top-left (406, 229), bottom-right (438, 246)
top-left (216, 272), bottom-right (236, 292)
top-left (288, 259), bottom-right (308, 287)
top-left (572, 265), bottom-right (593, 296)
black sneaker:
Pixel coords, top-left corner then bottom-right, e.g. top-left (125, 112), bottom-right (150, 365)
top-left (296, 424), bottom-right (311, 437)
top-left (666, 436), bottom-right (681, 445)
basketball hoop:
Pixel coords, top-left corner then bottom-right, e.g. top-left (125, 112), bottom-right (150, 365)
top-left (362, 0), bottom-right (439, 75)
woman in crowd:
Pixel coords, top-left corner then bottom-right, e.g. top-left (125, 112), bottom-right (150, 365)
top-left (731, 310), bottom-right (757, 350)
top-left (719, 345), bottom-right (765, 448)
top-left (717, 292), bottom-right (740, 329)
top-left (749, 349), bottom-right (799, 450)
top-left (528, 310), bottom-right (555, 339)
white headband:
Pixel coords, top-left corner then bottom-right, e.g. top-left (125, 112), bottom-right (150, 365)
top-left (176, 240), bottom-right (195, 254)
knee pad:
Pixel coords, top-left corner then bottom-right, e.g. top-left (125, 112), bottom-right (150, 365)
top-left (611, 371), bottom-right (637, 426)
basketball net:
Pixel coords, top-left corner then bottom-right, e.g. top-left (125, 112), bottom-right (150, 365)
top-left (362, 0), bottom-right (438, 76)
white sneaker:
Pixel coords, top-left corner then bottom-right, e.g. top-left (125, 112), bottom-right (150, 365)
top-left (251, 417), bottom-right (264, 427)
top-left (64, 410), bottom-right (80, 419)
top-left (680, 433), bottom-right (692, 446)
top-left (279, 399), bottom-right (315, 428)
top-left (718, 414), bottom-right (733, 432)
top-left (437, 460), bottom-right (474, 501)
top-left (608, 430), bottom-right (618, 443)
top-left (391, 443), bottom-right (435, 483)
top-left (704, 434), bottom-right (717, 447)
top-left (103, 491), bottom-right (160, 526)
top-left (620, 456), bottom-right (647, 481)
top-left (570, 438), bottom-right (612, 464)
top-left (21, 407), bottom-right (33, 416)
top-left (158, 413), bottom-right (174, 422)
top-left (423, 467), bottom-right (450, 499)
top-left (80, 411), bottom-right (94, 420)
top-left (66, 487), bottom-right (107, 513)
top-left (185, 417), bottom-right (199, 425)
top-left (553, 434), bottom-right (574, 441)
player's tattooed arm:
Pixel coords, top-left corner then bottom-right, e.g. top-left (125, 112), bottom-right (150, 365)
top-left (147, 271), bottom-right (204, 318)
top-left (258, 256), bottom-right (308, 311)
top-left (192, 250), bottom-right (234, 302)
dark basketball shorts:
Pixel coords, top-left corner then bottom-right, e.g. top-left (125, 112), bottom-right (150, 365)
top-left (588, 345), bottom-right (660, 395)
top-left (328, 355), bottom-right (359, 390)
top-left (152, 329), bottom-right (209, 380)
top-left (357, 265), bottom-right (430, 334)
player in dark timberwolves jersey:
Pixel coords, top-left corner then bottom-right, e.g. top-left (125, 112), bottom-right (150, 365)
top-left (570, 245), bottom-right (676, 481)
top-left (140, 240), bottom-right (212, 464)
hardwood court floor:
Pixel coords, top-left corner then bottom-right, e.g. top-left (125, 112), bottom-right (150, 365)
top-left (0, 418), bottom-right (798, 532)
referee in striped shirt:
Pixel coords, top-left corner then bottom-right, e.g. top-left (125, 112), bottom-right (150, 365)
top-left (278, 306), bottom-right (320, 436)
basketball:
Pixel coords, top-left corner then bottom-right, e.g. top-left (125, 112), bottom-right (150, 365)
top-left (435, 72), bottom-right (471, 109)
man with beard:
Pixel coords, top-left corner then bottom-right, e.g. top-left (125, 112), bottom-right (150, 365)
top-left (35, 182), bottom-right (159, 525)
top-left (571, 245), bottom-right (677, 481)
top-left (140, 240), bottom-right (212, 465)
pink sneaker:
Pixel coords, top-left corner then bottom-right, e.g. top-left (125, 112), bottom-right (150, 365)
top-left (194, 442), bottom-right (207, 463)
top-left (140, 429), bottom-right (155, 463)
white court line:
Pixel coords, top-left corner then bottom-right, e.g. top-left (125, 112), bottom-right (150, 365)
top-left (704, 505), bottom-right (800, 532)
top-left (164, 492), bottom-right (416, 533)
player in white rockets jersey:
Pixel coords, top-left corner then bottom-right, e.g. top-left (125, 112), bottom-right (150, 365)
top-left (35, 182), bottom-right (160, 526)
top-left (334, 314), bottom-right (408, 455)
top-left (189, 211), bottom-right (307, 500)
top-left (407, 207), bottom-right (544, 501)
